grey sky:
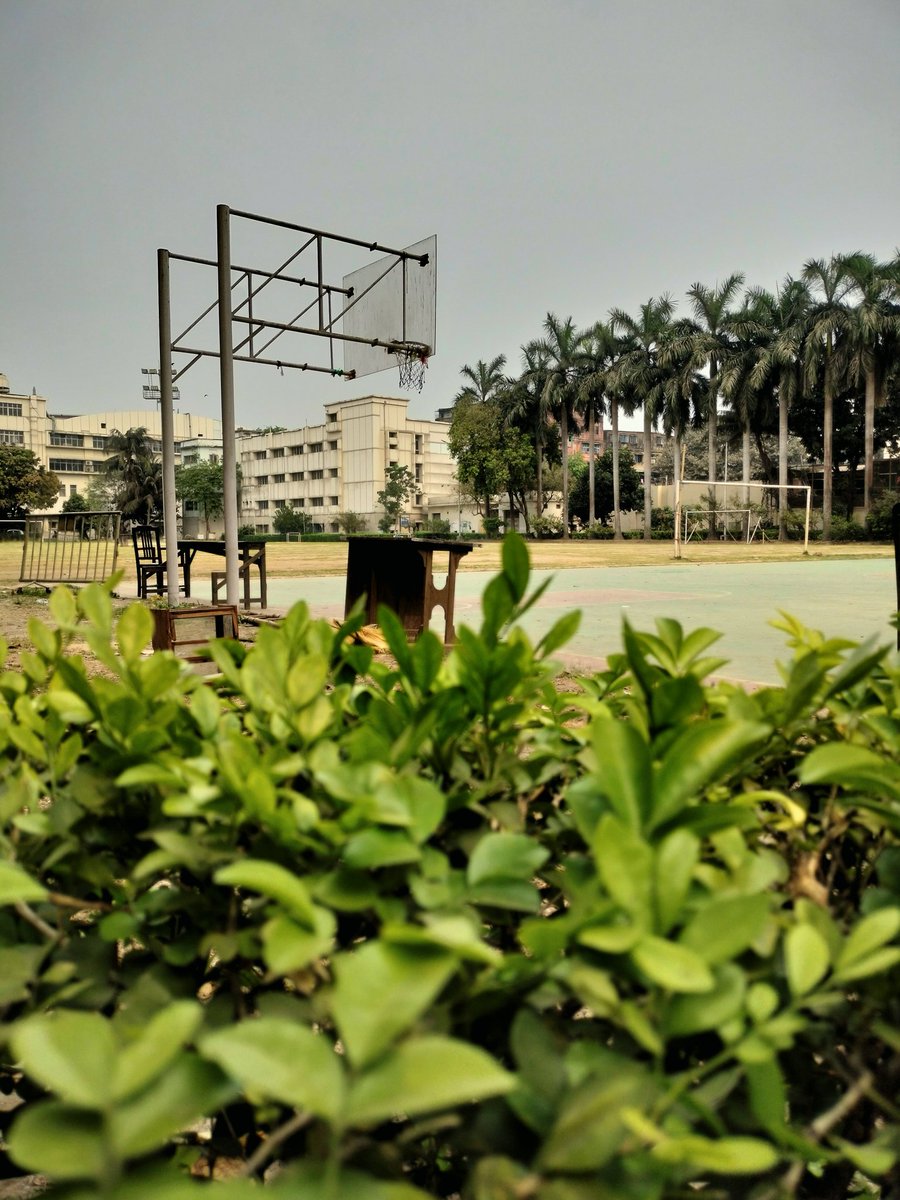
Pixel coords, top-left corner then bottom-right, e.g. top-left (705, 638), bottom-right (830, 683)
top-left (2, 0), bottom-right (898, 431)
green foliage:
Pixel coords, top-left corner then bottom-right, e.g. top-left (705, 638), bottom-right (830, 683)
top-left (377, 464), bottom-right (416, 533)
top-left (866, 489), bottom-right (900, 540)
top-left (0, 445), bottom-right (60, 518)
top-left (2, 538), bottom-right (900, 1198)
top-left (569, 446), bottom-right (644, 525)
top-left (272, 505), bottom-right (313, 535)
top-left (336, 510), bottom-right (367, 534)
top-left (60, 493), bottom-right (89, 513)
top-left (174, 461), bottom-right (227, 534)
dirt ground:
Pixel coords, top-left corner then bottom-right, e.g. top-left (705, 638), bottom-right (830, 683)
top-left (0, 539), bottom-right (891, 677)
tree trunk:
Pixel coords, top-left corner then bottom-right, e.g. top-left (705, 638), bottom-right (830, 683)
top-left (643, 404), bottom-right (653, 540)
top-left (863, 367), bottom-right (876, 518)
top-left (588, 400), bottom-right (596, 526)
top-left (535, 428), bottom-right (544, 514)
top-left (612, 400), bottom-right (622, 539)
top-left (823, 335), bottom-right (833, 540)
top-left (778, 388), bottom-right (788, 540)
top-left (707, 357), bottom-right (718, 540)
top-left (560, 408), bottom-right (569, 539)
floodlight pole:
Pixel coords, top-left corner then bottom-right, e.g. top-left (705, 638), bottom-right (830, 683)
top-left (158, 249), bottom-right (180, 605)
top-left (217, 205), bottom-right (240, 605)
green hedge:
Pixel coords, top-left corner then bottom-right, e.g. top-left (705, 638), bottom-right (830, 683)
top-left (1, 537), bottom-right (900, 1198)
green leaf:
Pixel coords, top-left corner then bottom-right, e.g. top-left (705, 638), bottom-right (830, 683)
top-left (7, 1101), bottom-right (106, 1181)
top-left (830, 1135), bottom-right (896, 1177)
top-left (651, 1134), bottom-right (778, 1174)
top-left (587, 720), bottom-right (651, 830)
top-left (665, 963), bottom-right (746, 1037)
top-left (539, 1067), bottom-right (657, 1171)
top-left (113, 1001), bottom-right (203, 1101)
top-left (201, 1018), bottom-right (343, 1121)
top-left (0, 860), bottom-right (47, 905)
top-left (784, 923), bottom-right (831, 998)
top-left (537, 609), bottom-right (581, 657)
top-left (261, 907), bottom-right (336, 974)
top-left (832, 946), bottom-right (900, 983)
top-left (110, 1054), bottom-right (234, 1158)
top-left (835, 907), bottom-right (900, 971)
top-left (501, 531), bottom-right (530, 601)
top-left (652, 719), bottom-right (771, 830)
top-left (343, 828), bottom-right (421, 869)
top-left (467, 832), bottom-right (549, 885)
top-left (213, 859), bottom-right (317, 928)
top-left (593, 814), bottom-right (654, 918)
top-left (269, 1163), bottom-right (433, 1199)
top-left (12, 1011), bottom-right (116, 1109)
top-left (345, 1035), bottom-right (514, 1126)
top-left (632, 936), bottom-right (714, 994)
top-left (116, 602), bottom-right (153, 661)
top-left (654, 829), bottom-right (699, 933)
top-left (797, 742), bottom-right (900, 799)
top-left (679, 894), bottom-right (770, 964)
top-left (745, 1060), bottom-right (788, 1137)
top-left (331, 942), bottom-right (456, 1068)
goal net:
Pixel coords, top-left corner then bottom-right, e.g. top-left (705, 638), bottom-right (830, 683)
top-left (285, 531), bottom-right (304, 542)
top-left (673, 480), bottom-right (811, 555)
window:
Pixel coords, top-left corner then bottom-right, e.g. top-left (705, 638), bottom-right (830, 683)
top-left (49, 459), bottom-right (85, 472)
top-left (325, 412), bottom-right (337, 424)
top-left (416, 494), bottom-right (423, 505)
top-left (311, 497), bottom-right (324, 507)
top-left (0, 429), bottom-right (24, 445)
top-left (92, 436), bottom-right (106, 450)
top-left (292, 498), bottom-right (305, 508)
top-left (290, 472), bottom-right (304, 481)
top-left (256, 475), bottom-right (269, 484)
top-left (273, 473), bottom-right (285, 483)
top-left (182, 454), bottom-right (199, 465)
top-left (327, 440), bottom-right (337, 450)
top-left (415, 463), bottom-right (422, 481)
top-left (272, 447), bottom-right (284, 458)
top-left (415, 435), bottom-right (423, 454)
top-left (184, 500), bottom-right (199, 512)
top-left (209, 454), bottom-right (219, 464)
top-left (255, 524), bottom-right (268, 533)
top-left (329, 496), bottom-right (339, 506)
top-left (259, 500), bottom-right (269, 510)
top-left (310, 469), bottom-right (324, 480)
top-left (0, 402), bottom-right (23, 417)
top-left (328, 468), bottom-right (338, 477)
top-left (289, 445), bottom-right (302, 455)
top-left (308, 442), bottom-right (323, 453)
top-left (254, 450), bottom-right (267, 460)
top-left (50, 432), bottom-right (84, 447)
top-left (69, 485), bottom-right (78, 496)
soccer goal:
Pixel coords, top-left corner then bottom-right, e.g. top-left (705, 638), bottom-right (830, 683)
top-left (285, 532), bottom-right (304, 542)
top-left (673, 480), bottom-right (811, 557)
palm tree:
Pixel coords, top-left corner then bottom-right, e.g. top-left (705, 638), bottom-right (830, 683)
top-left (534, 314), bottom-right (587, 539)
top-left (683, 274), bottom-right (745, 536)
top-left (802, 255), bottom-right (860, 539)
top-left (104, 427), bottom-right (163, 524)
top-left (455, 356), bottom-right (508, 405)
top-left (744, 279), bottom-right (812, 538)
top-left (609, 296), bottom-right (677, 539)
top-left (504, 341), bottom-right (552, 514)
top-left (841, 254), bottom-right (900, 517)
top-left (577, 322), bottom-right (618, 530)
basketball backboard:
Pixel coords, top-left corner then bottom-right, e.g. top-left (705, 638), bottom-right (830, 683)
top-left (341, 235), bottom-right (437, 378)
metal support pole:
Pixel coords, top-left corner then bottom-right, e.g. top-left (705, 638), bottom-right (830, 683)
top-left (217, 205), bottom-right (240, 606)
top-left (158, 250), bottom-right (180, 606)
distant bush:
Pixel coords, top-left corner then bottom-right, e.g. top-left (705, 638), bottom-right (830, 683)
top-left (866, 491), bottom-right (900, 541)
top-left (829, 513), bottom-right (868, 542)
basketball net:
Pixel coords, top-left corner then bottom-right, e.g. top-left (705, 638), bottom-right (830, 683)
top-left (393, 345), bottom-right (429, 392)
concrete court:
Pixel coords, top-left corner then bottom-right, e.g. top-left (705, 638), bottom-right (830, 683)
top-left (192, 557), bottom-right (899, 687)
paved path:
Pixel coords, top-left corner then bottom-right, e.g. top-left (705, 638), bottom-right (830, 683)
top-left (186, 557), bottom-right (897, 687)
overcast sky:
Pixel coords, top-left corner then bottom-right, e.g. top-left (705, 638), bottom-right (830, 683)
top-left (2, 0), bottom-right (899, 432)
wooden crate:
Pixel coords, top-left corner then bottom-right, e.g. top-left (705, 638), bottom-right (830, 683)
top-left (150, 605), bottom-right (239, 662)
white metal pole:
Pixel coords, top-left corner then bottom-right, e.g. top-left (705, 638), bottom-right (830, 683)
top-left (158, 250), bottom-right (179, 606)
top-left (217, 205), bottom-right (240, 605)
top-left (804, 485), bottom-right (811, 553)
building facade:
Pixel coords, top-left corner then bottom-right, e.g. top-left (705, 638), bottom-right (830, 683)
top-left (0, 373), bottom-right (221, 511)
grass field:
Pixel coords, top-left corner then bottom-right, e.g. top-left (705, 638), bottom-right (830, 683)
top-left (0, 536), bottom-right (891, 589)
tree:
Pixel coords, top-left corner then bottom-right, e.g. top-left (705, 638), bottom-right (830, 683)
top-left (448, 397), bottom-right (537, 532)
top-left (683, 274), bottom-right (745, 537)
top-left (609, 296), bottom-right (677, 539)
top-left (454, 355), bottom-right (508, 405)
top-left (103, 428), bottom-right (163, 524)
top-left (61, 492), bottom-right (89, 513)
top-left (0, 446), bottom-right (60, 519)
top-left (842, 253), bottom-right (900, 517)
top-left (273, 506), bottom-right (313, 534)
top-left (377, 464), bottom-right (415, 533)
top-left (335, 511), bottom-right (367, 534)
top-left (534, 314), bottom-right (587, 539)
top-left (503, 342), bottom-right (553, 513)
top-left (802, 255), bottom-right (859, 538)
top-left (577, 322), bottom-right (618, 532)
top-left (569, 446), bottom-right (643, 526)
top-left (175, 461), bottom-right (225, 535)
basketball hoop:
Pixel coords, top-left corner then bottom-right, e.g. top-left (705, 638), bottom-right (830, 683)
top-left (392, 344), bottom-right (429, 392)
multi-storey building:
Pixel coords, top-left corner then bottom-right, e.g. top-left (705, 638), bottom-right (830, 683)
top-left (0, 372), bottom-right (221, 510)
top-left (238, 395), bottom-right (469, 533)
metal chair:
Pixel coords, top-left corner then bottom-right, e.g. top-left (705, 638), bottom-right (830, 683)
top-left (132, 525), bottom-right (168, 598)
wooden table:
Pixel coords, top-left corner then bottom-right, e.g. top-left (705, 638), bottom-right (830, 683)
top-left (344, 536), bottom-right (476, 644)
top-left (177, 540), bottom-right (268, 610)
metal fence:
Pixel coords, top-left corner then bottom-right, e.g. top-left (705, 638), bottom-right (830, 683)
top-left (19, 511), bottom-right (121, 585)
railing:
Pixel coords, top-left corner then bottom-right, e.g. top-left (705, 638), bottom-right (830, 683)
top-left (20, 511), bottom-right (121, 585)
